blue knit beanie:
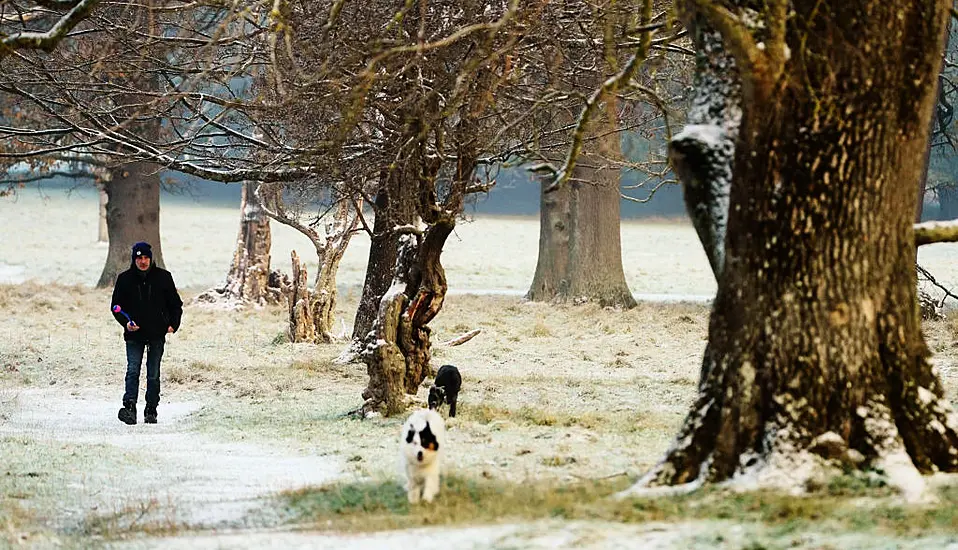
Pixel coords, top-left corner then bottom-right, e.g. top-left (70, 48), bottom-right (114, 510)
top-left (131, 242), bottom-right (153, 262)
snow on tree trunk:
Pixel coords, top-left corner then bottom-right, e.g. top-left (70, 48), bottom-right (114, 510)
top-left (360, 219), bottom-right (455, 416)
top-left (358, 117), bottom-right (474, 415)
top-left (360, 235), bottom-right (420, 416)
top-left (96, 163), bottom-right (164, 288)
top-left (667, 24), bottom-right (738, 283)
top-left (97, 181), bottom-right (108, 244)
top-left (622, 0), bottom-right (958, 499)
top-left (347, 161), bottom-right (417, 355)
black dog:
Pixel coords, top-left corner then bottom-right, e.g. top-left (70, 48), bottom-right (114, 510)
top-left (428, 364), bottom-right (462, 417)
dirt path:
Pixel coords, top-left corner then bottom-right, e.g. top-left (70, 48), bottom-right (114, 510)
top-left (109, 520), bottom-right (704, 549)
top-left (0, 389), bottom-right (343, 531)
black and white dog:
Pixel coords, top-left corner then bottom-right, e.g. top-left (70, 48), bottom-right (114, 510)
top-left (400, 408), bottom-right (445, 504)
top-left (428, 364), bottom-right (462, 417)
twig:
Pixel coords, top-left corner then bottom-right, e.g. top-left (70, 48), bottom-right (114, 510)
top-left (570, 470), bottom-right (629, 481)
top-left (917, 263), bottom-right (958, 306)
top-left (440, 328), bottom-right (481, 347)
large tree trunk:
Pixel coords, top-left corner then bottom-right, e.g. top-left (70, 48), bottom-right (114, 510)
top-left (358, 118), bottom-right (472, 416)
top-left (360, 235), bottom-right (420, 416)
top-left (360, 215), bottom-right (455, 416)
top-left (667, 25), bottom-right (739, 283)
top-left (527, 167), bottom-right (637, 308)
top-left (917, 21), bottom-right (954, 223)
top-left (625, 0), bottom-right (958, 497)
top-left (96, 163), bottom-right (164, 288)
top-left (527, 101), bottom-right (636, 309)
top-left (349, 166), bottom-right (417, 343)
top-left (193, 181), bottom-right (284, 307)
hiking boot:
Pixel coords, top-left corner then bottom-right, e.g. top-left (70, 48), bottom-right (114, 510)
top-left (118, 401), bottom-right (137, 425)
top-left (144, 406), bottom-right (157, 424)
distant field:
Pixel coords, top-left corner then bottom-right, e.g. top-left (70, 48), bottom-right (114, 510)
top-left (0, 187), bottom-right (718, 296)
top-left (4, 187), bottom-right (957, 303)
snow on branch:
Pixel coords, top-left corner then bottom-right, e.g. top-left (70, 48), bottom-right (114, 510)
top-left (1, 0), bottom-right (101, 56)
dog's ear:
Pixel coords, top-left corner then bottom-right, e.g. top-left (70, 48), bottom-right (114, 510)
top-left (406, 428), bottom-right (415, 444)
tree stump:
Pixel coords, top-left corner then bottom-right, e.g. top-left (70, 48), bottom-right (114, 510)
top-left (288, 250), bottom-right (316, 343)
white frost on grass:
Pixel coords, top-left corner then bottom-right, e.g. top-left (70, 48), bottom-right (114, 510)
top-left (725, 424), bottom-right (830, 496)
top-left (861, 402), bottom-right (930, 503)
top-left (876, 448), bottom-right (927, 504)
top-left (113, 520), bottom-right (708, 550)
top-left (0, 390), bottom-right (345, 527)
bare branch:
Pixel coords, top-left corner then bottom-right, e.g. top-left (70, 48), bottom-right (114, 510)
top-left (1, 0), bottom-right (101, 56)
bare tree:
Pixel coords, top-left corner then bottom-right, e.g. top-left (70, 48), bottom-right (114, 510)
top-left (257, 182), bottom-right (363, 343)
top-left (514, 2), bottom-right (690, 308)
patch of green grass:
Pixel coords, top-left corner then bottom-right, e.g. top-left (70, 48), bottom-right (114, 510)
top-left (281, 474), bottom-right (627, 531)
top-left (460, 402), bottom-right (680, 434)
top-left (280, 474), bottom-right (958, 538)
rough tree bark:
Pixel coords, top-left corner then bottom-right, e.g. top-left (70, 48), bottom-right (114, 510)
top-left (360, 235), bottom-right (420, 416)
top-left (224, 181), bottom-right (274, 302)
top-left (622, 0), bottom-right (958, 498)
top-left (194, 181), bottom-right (283, 306)
top-left (528, 99), bottom-right (636, 308)
top-left (359, 194), bottom-right (461, 416)
top-left (351, 168), bottom-right (417, 344)
top-left (288, 250), bottom-right (316, 342)
top-left (527, 167), bottom-right (637, 308)
top-left (96, 162), bottom-right (165, 288)
top-left (358, 116), bottom-right (481, 416)
top-left (666, 25), bottom-right (738, 283)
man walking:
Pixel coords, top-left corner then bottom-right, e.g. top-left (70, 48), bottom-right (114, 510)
top-left (110, 241), bottom-right (183, 425)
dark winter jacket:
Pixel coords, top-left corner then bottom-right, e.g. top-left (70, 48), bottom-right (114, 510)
top-left (111, 262), bottom-right (183, 342)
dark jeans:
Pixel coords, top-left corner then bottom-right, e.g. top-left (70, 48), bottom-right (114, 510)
top-left (123, 339), bottom-right (164, 409)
